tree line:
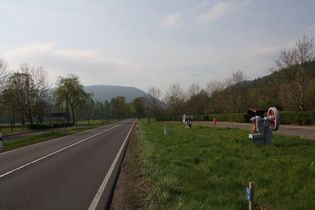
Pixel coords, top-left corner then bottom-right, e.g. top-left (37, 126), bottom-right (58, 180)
top-left (146, 35), bottom-right (315, 118)
top-left (0, 35), bottom-right (314, 125)
top-left (0, 60), bottom-right (160, 125)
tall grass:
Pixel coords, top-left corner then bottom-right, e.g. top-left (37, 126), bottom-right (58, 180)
top-left (139, 120), bottom-right (315, 209)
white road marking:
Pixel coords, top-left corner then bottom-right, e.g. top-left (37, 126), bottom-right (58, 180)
top-left (0, 124), bottom-right (122, 178)
top-left (88, 121), bottom-right (135, 210)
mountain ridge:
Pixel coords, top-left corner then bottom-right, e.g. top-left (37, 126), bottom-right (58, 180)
top-left (83, 85), bottom-right (149, 103)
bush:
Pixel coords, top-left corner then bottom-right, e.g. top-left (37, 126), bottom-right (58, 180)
top-left (280, 111), bottom-right (315, 125)
top-left (28, 123), bottom-right (75, 130)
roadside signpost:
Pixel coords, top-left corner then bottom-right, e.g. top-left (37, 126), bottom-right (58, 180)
top-left (246, 182), bottom-right (254, 210)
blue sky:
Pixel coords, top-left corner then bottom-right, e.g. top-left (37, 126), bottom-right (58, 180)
top-left (1, 0), bottom-right (315, 94)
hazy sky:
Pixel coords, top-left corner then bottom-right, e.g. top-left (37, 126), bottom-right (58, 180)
top-left (1, 0), bottom-right (315, 94)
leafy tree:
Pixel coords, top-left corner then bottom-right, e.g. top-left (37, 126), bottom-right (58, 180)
top-left (2, 63), bottom-right (51, 124)
top-left (53, 74), bottom-right (91, 123)
top-left (272, 35), bottom-right (315, 111)
top-left (130, 97), bottom-right (146, 119)
top-left (83, 98), bottom-right (95, 123)
top-left (110, 96), bottom-right (127, 120)
top-left (103, 100), bottom-right (111, 119)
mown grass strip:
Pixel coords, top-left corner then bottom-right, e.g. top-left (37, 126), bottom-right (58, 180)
top-left (139, 120), bottom-right (315, 209)
top-left (2, 126), bottom-right (98, 151)
top-left (1, 120), bottom-right (120, 152)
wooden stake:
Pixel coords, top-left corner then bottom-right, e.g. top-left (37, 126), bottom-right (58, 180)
top-left (249, 182), bottom-right (254, 210)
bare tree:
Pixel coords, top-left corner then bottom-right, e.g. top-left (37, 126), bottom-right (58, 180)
top-left (3, 63), bottom-right (52, 124)
top-left (206, 80), bottom-right (226, 113)
top-left (146, 87), bottom-right (163, 120)
top-left (186, 83), bottom-right (202, 99)
top-left (164, 83), bottom-right (185, 115)
top-left (223, 70), bottom-right (249, 113)
top-left (185, 83), bottom-right (210, 115)
top-left (0, 58), bottom-right (10, 95)
top-left (272, 35), bottom-right (315, 111)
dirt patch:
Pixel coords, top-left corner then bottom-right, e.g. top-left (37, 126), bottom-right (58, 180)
top-left (109, 125), bottom-right (150, 209)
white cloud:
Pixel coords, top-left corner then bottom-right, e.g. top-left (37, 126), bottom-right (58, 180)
top-left (305, 25), bottom-right (315, 33)
top-left (3, 43), bottom-right (137, 86)
top-left (160, 12), bottom-right (182, 28)
top-left (196, 2), bottom-right (231, 23)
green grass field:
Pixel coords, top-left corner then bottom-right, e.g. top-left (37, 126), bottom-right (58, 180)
top-left (2, 126), bottom-right (98, 151)
top-left (138, 120), bottom-right (315, 209)
top-left (1, 120), bottom-right (118, 151)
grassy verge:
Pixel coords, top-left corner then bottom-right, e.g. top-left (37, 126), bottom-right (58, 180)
top-left (2, 126), bottom-right (98, 151)
top-left (1, 120), bottom-right (120, 152)
top-left (138, 120), bottom-right (315, 209)
top-left (1, 126), bottom-right (31, 134)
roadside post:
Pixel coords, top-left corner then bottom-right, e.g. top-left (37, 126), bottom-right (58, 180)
top-left (164, 126), bottom-right (168, 135)
top-left (248, 107), bottom-right (280, 145)
top-left (246, 182), bottom-right (254, 210)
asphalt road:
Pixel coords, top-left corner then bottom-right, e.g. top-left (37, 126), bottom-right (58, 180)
top-left (0, 119), bottom-right (135, 210)
top-left (192, 121), bottom-right (315, 139)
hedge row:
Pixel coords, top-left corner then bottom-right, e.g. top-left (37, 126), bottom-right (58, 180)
top-left (157, 111), bottom-right (315, 125)
top-left (279, 111), bottom-right (315, 125)
top-left (28, 123), bottom-right (75, 130)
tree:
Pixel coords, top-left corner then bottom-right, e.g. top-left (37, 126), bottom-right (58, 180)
top-left (164, 83), bottom-right (185, 116)
top-left (185, 83), bottom-right (210, 115)
top-left (110, 96), bottom-right (127, 120)
top-left (0, 58), bottom-right (10, 95)
top-left (83, 98), bottom-right (95, 123)
top-left (222, 71), bottom-right (249, 113)
top-left (146, 87), bottom-right (163, 120)
top-left (130, 97), bottom-right (146, 119)
top-left (0, 58), bottom-right (11, 123)
top-left (2, 63), bottom-right (51, 124)
top-left (186, 88), bottom-right (210, 115)
top-left (272, 35), bottom-right (315, 111)
top-left (206, 80), bottom-right (226, 113)
top-left (53, 74), bottom-right (91, 123)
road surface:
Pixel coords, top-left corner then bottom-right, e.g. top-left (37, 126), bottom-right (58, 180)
top-left (192, 121), bottom-right (315, 139)
top-left (0, 120), bottom-right (135, 210)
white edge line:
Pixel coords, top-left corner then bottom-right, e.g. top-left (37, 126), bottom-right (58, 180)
top-left (88, 120), bottom-right (135, 210)
top-left (0, 124), bottom-right (122, 178)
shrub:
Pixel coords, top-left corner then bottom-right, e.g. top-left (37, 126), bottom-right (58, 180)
top-left (28, 123), bottom-right (75, 130)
